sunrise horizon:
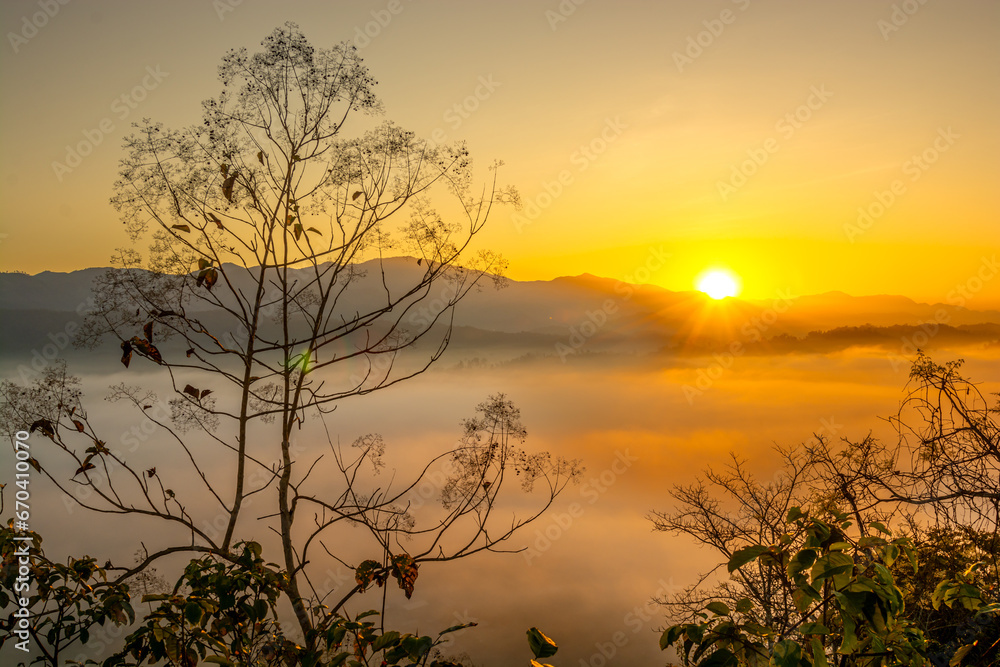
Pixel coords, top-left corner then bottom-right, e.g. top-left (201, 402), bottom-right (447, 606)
top-left (2, 2), bottom-right (997, 310)
top-left (7, 253), bottom-right (999, 311)
top-left (1, 3), bottom-right (997, 666)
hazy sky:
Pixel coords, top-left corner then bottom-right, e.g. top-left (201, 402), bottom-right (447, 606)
top-left (1, 0), bottom-right (998, 304)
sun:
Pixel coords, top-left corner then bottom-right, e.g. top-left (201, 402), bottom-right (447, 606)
top-left (696, 269), bottom-right (741, 300)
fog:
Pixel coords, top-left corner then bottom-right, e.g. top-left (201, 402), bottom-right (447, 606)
top-left (4, 339), bottom-right (998, 665)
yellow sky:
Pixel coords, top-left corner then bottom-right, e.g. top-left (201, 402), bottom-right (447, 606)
top-left (1, 0), bottom-right (997, 306)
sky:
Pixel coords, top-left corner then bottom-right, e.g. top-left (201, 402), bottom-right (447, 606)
top-left (1, 0), bottom-right (998, 305)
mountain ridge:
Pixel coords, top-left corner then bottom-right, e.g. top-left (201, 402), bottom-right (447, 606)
top-left (1, 261), bottom-right (998, 354)
top-left (2, 262), bottom-right (996, 318)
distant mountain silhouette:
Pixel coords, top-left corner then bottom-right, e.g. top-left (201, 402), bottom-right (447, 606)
top-left (1, 259), bottom-right (998, 364)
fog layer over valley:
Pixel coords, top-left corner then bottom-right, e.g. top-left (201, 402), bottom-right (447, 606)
top-left (2, 265), bottom-right (998, 664)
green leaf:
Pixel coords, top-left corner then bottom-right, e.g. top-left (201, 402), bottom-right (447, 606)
top-left (660, 625), bottom-right (684, 651)
top-left (788, 548), bottom-right (818, 583)
top-left (401, 635), bottom-right (433, 661)
top-left (805, 519), bottom-right (832, 548)
top-left (204, 658), bottom-right (235, 666)
top-left (438, 622), bottom-right (477, 636)
top-left (810, 637), bottom-right (829, 667)
top-left (868, 521), bottom-right (890, 535)
top-left (327, 624), bottom-right (348, 647)
top-left (327, 652), bottom-right (350, 666)
top-left (834, 590), bottom-right (867, 618)
top-left (799, 622), bottom-right (830, 635)
top-left (884, 542), bottom-right (900, 566)
top-left (706, 601), bottom-right (730, 616)
top-left (959, 583), bottom-right (983, 607)
top-left (950, 643), bottom-right (975, 666)
top-left (682, 638), bottom-right (695, 662)
top-left (977, 602), bottom-right (1000, 614)
top-left (786, 506), bottom-right (805, 522)
top-left (184, 601), bottom-right (203, 625)
top-left (793, 584), bottom-right (821, 613)
top-left (372, 630), bottom-right (400, 651)
top-left (742, 621), bottom-right (772, 637)
top-left (932, 580), bottom-right (955, 610)
top-left (771, 639), bottom-right (802, 667)
top-left (857, 536), bottom-right (887, 549)
top-left (839, 614), bottom-right (859, 654)
top-left (526, 627), bottom-right (558, 659)
top-left (692, 640), bottom-right (713, 665)
top-left (905, 543), bottom-right (918, 574)
top-left (728, 545), bottom-right (768, 573)
top-left (811, 552), bottom-right (854, 589)
top-left (845, 579), bottom-right (875, 594)
top-left (698, 648), bottom-right (737, 667)
top-left (735, 598), bottom-right (753, 614)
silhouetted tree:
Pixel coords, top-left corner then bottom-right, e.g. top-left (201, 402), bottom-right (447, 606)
top-left (812, 353), bottom-right (999, 536)
top-left (0, 23), bottom-right (582, 666)
top-left (654, 354), bottom-right (1000, 666)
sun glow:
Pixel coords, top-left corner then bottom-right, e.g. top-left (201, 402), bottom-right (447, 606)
top-left (696, 269), bottom-right (741, 300)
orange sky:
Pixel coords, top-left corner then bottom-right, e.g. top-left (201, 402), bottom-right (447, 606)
top-left (1, 0), bottom-right (997, 306)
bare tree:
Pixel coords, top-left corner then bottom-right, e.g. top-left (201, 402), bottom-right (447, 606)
top-left (0, 23), bottom-right (582, 661)
top-left (809, 352), bottom-right (999, 539)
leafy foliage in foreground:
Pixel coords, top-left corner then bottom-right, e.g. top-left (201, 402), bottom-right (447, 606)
top-left (1, 525), bottom-right (477, 666)
top-left (0, 524), bottom-right (133, 666)
top-left (659, 507), bottom-right (999, 667)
